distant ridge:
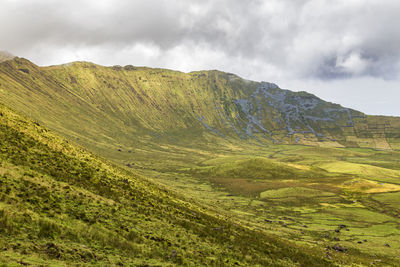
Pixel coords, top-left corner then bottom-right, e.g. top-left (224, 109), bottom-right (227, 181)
top-left (0, 56), bottom-right (399, 155)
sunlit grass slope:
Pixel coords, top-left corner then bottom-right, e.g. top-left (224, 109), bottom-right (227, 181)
top-left (192, 157), bottom-right (324, 180)
top-left (0, 103), bottom-right (347, 266)
top-left (0, 57), bottom-right (399, 163)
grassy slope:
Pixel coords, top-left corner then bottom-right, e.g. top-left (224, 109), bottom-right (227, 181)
top-left (0, 104), bottom-right (350, 266)
top-left (0, 58), bottom-right (400, 265)
top-left (0, 57), bottom-right (399, 159)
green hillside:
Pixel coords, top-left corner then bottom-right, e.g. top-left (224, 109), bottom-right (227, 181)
top-left (1, 57), bottom-right (399, 161)
top-left (1, 57), bottom-right (400, 266)
top-left (0, 103), bottom-right (349, 266)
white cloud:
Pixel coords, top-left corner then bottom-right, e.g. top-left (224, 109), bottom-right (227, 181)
top-left (336, 52), bottom-right (370, 75)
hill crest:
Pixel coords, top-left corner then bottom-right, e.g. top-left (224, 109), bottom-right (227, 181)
top-left (0, 56), bottom-right (399, 153)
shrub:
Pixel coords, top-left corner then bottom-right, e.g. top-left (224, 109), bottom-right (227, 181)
top-left (0, 209), bottom-right (13, 234)
top-left (38, 219), bottom-right (60, 239)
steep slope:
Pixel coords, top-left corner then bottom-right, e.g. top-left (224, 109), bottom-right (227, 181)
top-left (0, 57), bottom-right (399, 161)
top-left (0, 103), bottom-right (347, 266)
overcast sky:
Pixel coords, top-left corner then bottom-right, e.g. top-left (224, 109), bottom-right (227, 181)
top-left (1, 0), bottom-right (399, 116)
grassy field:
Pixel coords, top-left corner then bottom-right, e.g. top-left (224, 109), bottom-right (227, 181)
top-left (133, 143), bottom-right (400, 266)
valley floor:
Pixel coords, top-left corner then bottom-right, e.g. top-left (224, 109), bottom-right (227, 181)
top-left (118, 140), bottom-right (400, 266)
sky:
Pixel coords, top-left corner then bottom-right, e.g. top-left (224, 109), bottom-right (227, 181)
top-left (1, 0), bottom-right (399, 116)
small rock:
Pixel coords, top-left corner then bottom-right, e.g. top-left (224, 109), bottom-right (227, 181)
top-left (168, 249), bottom-right (177, 259)
top-left (325, 252), bottom-right (331, 259)
top-left (18, 68), bottom-right (30, 74)
top-left (332, 244), bottom-right (347, 252)
top-left (213, 227), bottom-right (223, 232)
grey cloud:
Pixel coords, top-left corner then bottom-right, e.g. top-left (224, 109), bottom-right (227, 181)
top-left (2, 0), bottom-right (400, 80)
top-left (1, 0), bottom-right (400, 83)
top-left (0, 0), bottom-right (185, 48)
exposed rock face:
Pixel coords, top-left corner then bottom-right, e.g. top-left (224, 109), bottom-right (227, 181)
top-left (215, 81), bottom-right (368, 145)
top-left (0, 51), bottom-right (15, 63)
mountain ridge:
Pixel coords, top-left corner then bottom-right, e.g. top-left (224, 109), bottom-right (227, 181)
top-left (1, 56), bottom-right (399, 156)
